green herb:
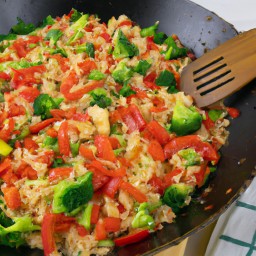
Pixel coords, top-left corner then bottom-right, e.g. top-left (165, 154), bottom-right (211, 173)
top-left (0, 34), bottom-right (17, 43)
top-left (163, 36), bottom-right (188, 60)
top-left (10, 18), bottom-right (36, 35)
top-left (45, 29), bottom-right (63, 45)
top-left (40, 15), bottom-right (55, 27)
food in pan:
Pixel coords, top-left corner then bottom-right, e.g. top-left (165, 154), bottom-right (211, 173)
top-left (0, 9), bottom-right (234, 255)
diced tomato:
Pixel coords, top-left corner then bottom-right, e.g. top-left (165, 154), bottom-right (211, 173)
top-left (23, 137), bottom-right (39, 153)
top-left (148, 175), bottom-right (164, 195)
top-left (114, 229), bottom-right (150, 247)
top-left (119, 181), bottom-right (147, 203)
top-left (117, 157), bottom-right (132, 168)
top-left (104, 217), bottom-right (121, 232)
top-left (143, 81), bottom-right (160, 90)
top-left (58, 121), bottom-right (71, 157)
top-left (203, 112), bottom-right (215, 130)
top-left (54, 214), bottom-right (75, 233)
top-left (101, 177), bottom-right (122, 198)
top-left (118, 20), bottom-right (133, 27)
top-left (163, 168), bottom-right (183, 188)
top-left (41, 213), bottom-right (57, 256)
top-left (226, 107), bottom-right (240, 118)
top-left (94, 135), bottom-right (116, 162)
top-left (78, 60), bottom-right (97, 75)
top-left (50, 109), bottom-right (66, 119)
top-left (29, 118), bottom-right (57, 134)
top-left (91, 204), bottom-right (100, 224)
top-left (148, 140), bottom-right (165, 162)
top-left (76, 224), bottom-right (88, 237)
top-left (8, 103), bottom-right (26, 117)
top-left (85, 23), bottom-right (94, 32)
top-left (0, 72), bottom-right (11, 80)
top-left (147, 120), bottom-right (171, 146)
top-left (0, 168), bottom-right (18, 185)
top-left (19, 87), bottom-right (40, 102)
top-left (48, 167), bottom-right (73, 182)
top-left (46, 128), bottom-right (58, 138)
top-left (109, 110), bottom-right (122, 124)
top-left (11, 65), bottom-right (46, 89)
top-left (60, 70), bottom-right (104, 101)
top-left (2, 186), bottom-right (21, 210)
top-left (146, 36), bottom-right (159, 51)
top-left (50, 54), bottom-right (70, 72)
top-left (100, 32), bottom-right (112, 43)
top-left (88, 160), bottom-right (126, 177)
top-left (164, 135), bottom-right (219, 162)
top-left (95, 220), bottom-right (107, 240)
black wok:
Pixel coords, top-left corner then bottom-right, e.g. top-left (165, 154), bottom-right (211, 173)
top-left (0, 0), bottom-right (255, 255)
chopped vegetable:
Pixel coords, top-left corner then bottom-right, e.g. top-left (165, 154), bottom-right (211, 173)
top-left (70, 9), bottom-right (83, 22)
top-left (88, 70), bottom-right (106, 80)
top-left (10, 18), bottom-right (36, 35)
top-left (112, 61), bottom-right (133, 84)
top-left (133, 60), bottom-right (151, 76)
top-left (45, 29), bottom-right (63, 45)
top-left (119, 83), bottom-right (136, 97)
top-left (153, 32), bottom-right (168, 44)
top-left (76, 42), bottom-right (95, 57)
top-left (89, 88), bottom-right (112, 108)
top-left (52, 172), bottom-right (93, 213)
top-left (163, 36), bottom-right (188, 60)
top-left (155, 70), bottom-right (176, 87)
top-left (78, 204), bottom-right (93, 230)
top-left (140, 22), bottom-right (158, 37)
top-left (69, 14), bottom-right (89, 32)
top-left (178, 148), bottom-right (201, 167)
top-left (0, 139), bottom-right (12, 156)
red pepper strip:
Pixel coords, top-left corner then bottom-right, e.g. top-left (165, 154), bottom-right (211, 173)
top-left (23, 137), bottom-right (39, 153)
top-left (0, 55), bottom-right (13, 63)
top-left (48, 167), bottom-right (73, 182)
top-left (79, 144), bottom-right (95, 161)
top-left (94, 135), bottom-right (116, 162)
top-left (72, 112), bottom-right (89, 122)
top-left (78, 59), bottom-right (97, 75)
top-left (16, 161), bottom-right (38, 180)
top-left (0, 118), bottom-right (15, 142)
top-left (226, 107), bottom-right (240, 118)
top-left (41, 213), bottom-right (57, 256)
top-left (118, 20), bottom-right (133, 27)
top-left (148, 175), bottom-right (164, 195)
top-left (29, 118), bottom-right (58, 134)
top-left (95, 220), bottom-right (107, 240)
top-left (103, 217), bottom-right (121, 232)
top-left (88, 160), bottom-right (126, 177)
top-left (101, 177), bottom-right (122, 198)
top-left (11, 65), bottom-right (46, 89)
top-left (2, 186), bottom-right (21, 210)
top-left (90, 167), bottom-right (110, 191)
top-left (128, 104), bottom-right (147, 132)
top-left (58, 121), bottom-right (71, 157)
top-left (114, 229), bottom-right (150, 247)
top-left (91, 204), bottom-right (100, 224)
top-left (54, 214), bottom-right (75, 233)
top-left (164, 135), bottom-right (219, 162)
top-left (108, 137), bottom-right (121, 149)
top-left (60, 71), bottom-right (104, 101)
top-left (147, 120), bottom-right (171, 146)
top-left (46, 128), bottom-right (58, 138)
top-left (146, 36), bottom-right (159, 51)
top-left (0, 158), bottom-right (11, 174)
top-left (147, 140), bottom-right (165, 162)
top-left (119, 181), bottom-right (147, 203)
top-left (50, 54), bottom-right (70, 72)
top-left (50, 108), bottom-right (77, 120)
top-left (76, 224), bottom-right (89, 237)
top-left (19, 87), bottom-right (40, 103)
top-left (194, 165), bottom-right (211, 188)
top-left (0, 72), bottom-right (11, 80)
top-left (203, 112), bottom-right (215, 130)
top-left (100, 32), bottom-right (112, 43)
top-left (163, 168), bottom-right (183, 188)
top-left (8, 103), bottom-right (26, 117)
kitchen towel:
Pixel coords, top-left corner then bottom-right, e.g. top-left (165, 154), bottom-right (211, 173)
top-left (205, 177), bottom-right (256, 256)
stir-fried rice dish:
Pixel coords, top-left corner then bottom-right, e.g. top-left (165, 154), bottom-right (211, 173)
top-left (0, 9), bottom-right (234, 256)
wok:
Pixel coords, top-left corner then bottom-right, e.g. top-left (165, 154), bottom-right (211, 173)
top-left (0, 0), bottom-right (255, 255)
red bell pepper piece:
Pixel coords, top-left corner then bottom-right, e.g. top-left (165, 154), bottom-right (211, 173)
top-left (101, 177), bottom-right (122, 198)
top-left (147, 120), bottom-right (171, 146)
top-left (46, 128), bottom-right (58, 138)
top-left (50, 54), bottom-right (70, 72)
top-left (146, 36), bottom-right (159, 51)
top-left (88, 160), bottom-right (126, 177)
top-left (58, 121), bottom-right (71, 157)
top-left (103, 217), bottom-right (121, 232)
top-left (194, 165), bottom-right (211, 187)
top-left (48, 167), bottom-right (73, 182)
top-left (0, 72), bottom-right (11, 81)
top-left (19, 87), bottom-right (40, 102)
top-left (0, 158), bottom-right (11, 174)
top-left (163, 168), bottom-right (183, 188)
top-left (203, 112), bottom-right (215, 130)
top-left (29, 118), bottom-right (58, 134)
top-left (41, 213), bottom-right (57, 256)
top-left (147, 140), bottom-right (165, 162)
top-left (148, 175), bottom-right (164, 195)
top-left (108, 137), bottom-right (121, 149)
top-left (119, 181), bottom-right (147, 203)
top-left (226, 107), bottom-right (240, 118)
top-left (114, 229), bottom-right (150, 247)
top-left (23, 137), bottom-right (39, 153)
top-left (79, 144), bottom-right (95, 161)
top-left (76, 224), bottom-right (89, 237)
top-left (11, 65), bottom-right (46, 89)
top-left (95, 220), bottom-right (107, 240)
top-left (100, 32), bottom-right (112, 43)
top-left (8, 103), bottom-right (26, 118)
top-left (2, 186), bottom-right (21, 210)
top-left (164, 135), bottom-right (219, 162)
top-left (78, 59), bottom-right (97, 75)
top-left (129, 104), bottom-right (147, 131)
top-left (60, 70), bottom-right (104, 101)
top-left (94, 135), bottom-right (116, 162)
top-left (91, 204), bottom-right (100, 224)
top-left (90, 166), bottom-right (110, 191)
top-left (0, 118), bottom-right (15, 142)
top-left (118, 20), bottom-right (133, 27)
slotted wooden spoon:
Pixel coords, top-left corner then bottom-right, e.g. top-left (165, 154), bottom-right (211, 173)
top-left (180, 29), bottom-right (256, 107)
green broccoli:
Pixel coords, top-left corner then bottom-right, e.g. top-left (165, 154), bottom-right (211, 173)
top-left (140, 22), bottom-right (158, 37)
top-left (45, 29), bottom-right (63, 45)
top-left (33, 94), bottom-right (63, 120)
top-left (133, 60), bottom-right (152, 76)
top-left (171, 101), bottom-right (202, 136)
top-left (155, 70), bottom-right (176, 87)
top-left (111, 61), bottom-right (133, 84)
top-left (78, 203), bottom-right (93, 230)
top-left (163, 183), bottom-right (194, 213)
top-left (0, 213), bottom-right (40, 247)
top-left (163, 36), bottom-right (188, 60)
top-left (70, 9), bottom-right (84, 22)
top-left (10, 18), bottom-right (36, 35)
top-left (43, 136), bottom-right (59, 153)
top-left (89, 88), bottom-right (112, 109)
top-left (178, 148), bottom-right (201, 167)
top-left (52, 172), bottom-right (93, 213)
top-left (0, 33), bottom-right (17, 43)
top-left (208, 109), bottom-right (225, 122)
top-left (119, 82), bottom-right (136, 97)
top-left (113, 30), bottom-right (138, 59)
top-left (88, 70), bottom-right (106, 81)
top-left (76, 42), bottom-right (95, 58)
top-left (153, 32), bottom-right (168, 44)
top-left (40, 15), bottom-right (55, 28)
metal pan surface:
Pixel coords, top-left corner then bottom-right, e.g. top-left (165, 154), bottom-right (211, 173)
top-left (0, 0), bottom-right (255, 255)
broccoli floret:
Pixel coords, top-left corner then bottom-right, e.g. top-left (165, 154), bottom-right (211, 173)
top-left (70, 9), bottom-right (84, 22)
top-left (40, 15), bottom-right (55, 28)
top-left (78, 203), bottom-right (93, 230)
top-left (0, 214), bottom-right (40, 248)
top-left (153, 32), bottom-right (168, 44)
top-left (10, 18), bottom-right (36, 35)
top-left (45, 29), bottom-right (63, 45)
top-left (112, 61), bottom-right (133, 84)
top-left (33, 94), bottom-right (63, 120)
top-left (133, 60), bottom-right (152, 76)
top-left (178, 148), bottom-right (201, 167)
top-left (163, 36), bottom-right (188, 60)
top-left (88, 70), bottom-right (106, 81)
top-left (163, 183), bottom-right (194, 213)
top-left (52, 172), bottom-right (93, 213)
top-left (89, 88), bottom-right (112, 109)
top-left (155, 70), bottom-right (176, 87)
top-left (171, 101), bottom-right (202, 136)
top-left (140, 22), bottom-right (158, 37)
top-left (119, 83), bottom-right (136, 97)
top-left (0, 33), bottom-right (17, 43)
top-left (76, 42), bottom-right (95, 58)
top-left (113, 30), bottom-right (138, 59)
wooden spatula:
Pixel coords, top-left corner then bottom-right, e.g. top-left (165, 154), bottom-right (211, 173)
top-left (180, 29), bottom-right (256, 108)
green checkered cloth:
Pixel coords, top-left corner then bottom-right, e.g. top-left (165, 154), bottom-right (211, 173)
top-left (206, 177), bottom-right (256, 256)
